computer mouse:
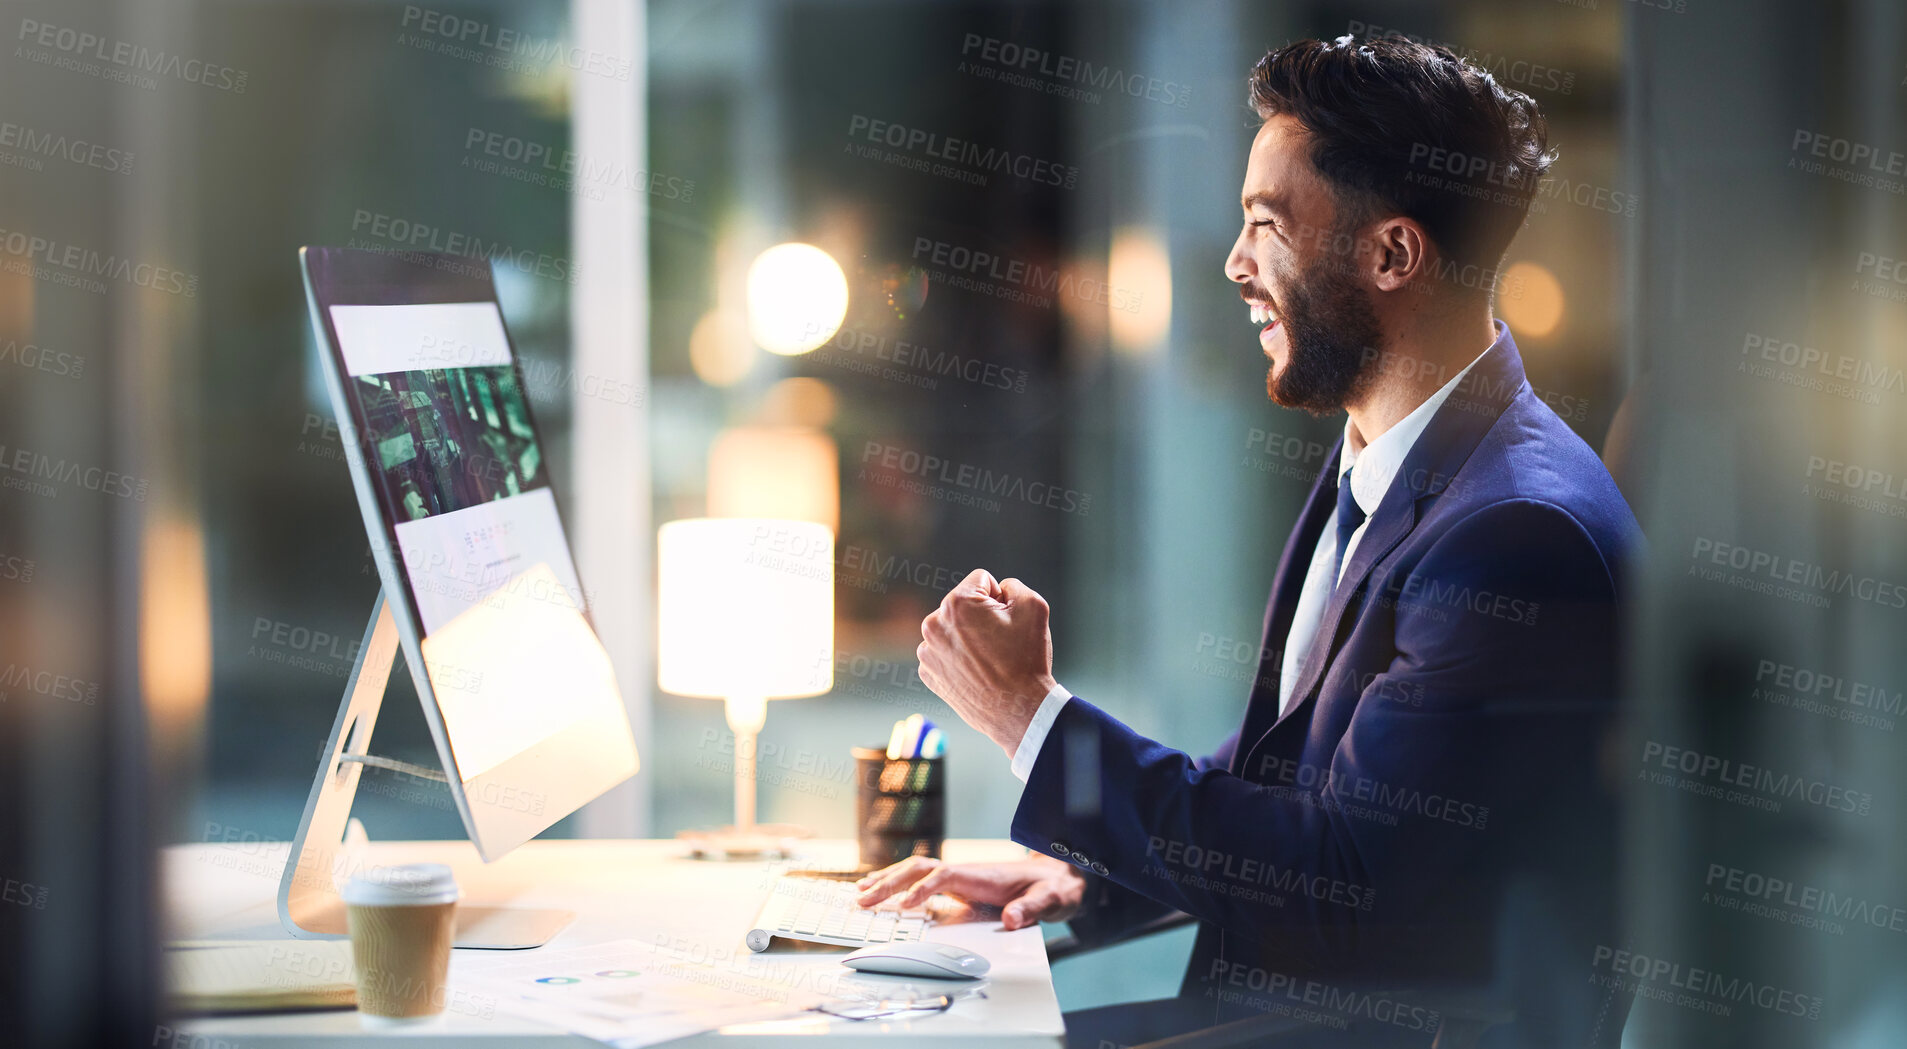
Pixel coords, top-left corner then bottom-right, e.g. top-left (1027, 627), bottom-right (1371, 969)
top-left (840, 942), bottom-right (991, 979)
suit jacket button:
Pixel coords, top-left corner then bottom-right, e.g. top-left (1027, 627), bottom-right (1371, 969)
top-left (1090, 861), bottom-right (1109, 875)
top-left (1071, 852), bottom-right (1092, 867)
top-left (1051, 842), bottom-right (1070, 857)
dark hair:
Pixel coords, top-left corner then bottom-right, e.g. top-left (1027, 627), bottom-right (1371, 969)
top-left (1248, 35), bottom-right (1554, 275)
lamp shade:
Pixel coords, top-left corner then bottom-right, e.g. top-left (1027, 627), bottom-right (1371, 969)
top-left (657, 518), bottom-right (834, 701)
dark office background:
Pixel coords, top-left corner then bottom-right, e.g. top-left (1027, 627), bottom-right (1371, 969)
top-left (2, 0), bottom-right (1904, 1045)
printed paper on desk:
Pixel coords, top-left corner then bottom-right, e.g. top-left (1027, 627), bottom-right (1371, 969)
top-left (456, 939), bottom-right (824, 1048)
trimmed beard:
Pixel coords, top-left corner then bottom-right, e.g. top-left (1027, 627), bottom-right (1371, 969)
top-left (1266, 250), bottom-right (1383, 415)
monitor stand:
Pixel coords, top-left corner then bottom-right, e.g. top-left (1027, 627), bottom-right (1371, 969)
top-left (276, 591), bottom-right (575, 949)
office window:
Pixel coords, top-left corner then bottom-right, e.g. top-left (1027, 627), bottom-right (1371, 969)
top-left (178, 0), bottom-right (584, 843)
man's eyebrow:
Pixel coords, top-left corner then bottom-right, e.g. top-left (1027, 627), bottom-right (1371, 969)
top-left (1241, 191), bottom-right (1288, 216)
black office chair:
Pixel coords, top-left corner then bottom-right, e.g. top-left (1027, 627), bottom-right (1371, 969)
top-left (1597, 374), bottom-right (1647, 509)
top-left (1045, 916), bottom-right (1517, 1049)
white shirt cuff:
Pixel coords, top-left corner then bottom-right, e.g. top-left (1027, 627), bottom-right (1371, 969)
top-left (1010, 683), bottom-right (1072, 782)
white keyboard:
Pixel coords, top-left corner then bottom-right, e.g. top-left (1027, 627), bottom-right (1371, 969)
top-left (744, 874), bottom-right (933, 952)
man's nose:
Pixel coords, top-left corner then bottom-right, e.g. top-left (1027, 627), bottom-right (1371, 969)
top-left (1224, 231), bottom-right (1253, 285)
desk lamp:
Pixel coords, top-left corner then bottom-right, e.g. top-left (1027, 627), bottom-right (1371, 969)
top-left (658, 518), bottom-right (834, 858)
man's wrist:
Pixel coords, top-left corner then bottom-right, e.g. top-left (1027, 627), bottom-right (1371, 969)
top-left (1009, 682), bottom-right (1073, 781)
top-left (995, 675), bottom-right (1061, 752)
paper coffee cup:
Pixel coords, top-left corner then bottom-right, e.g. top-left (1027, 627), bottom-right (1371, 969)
top-left (342, 863), bottom-right (459, 1026)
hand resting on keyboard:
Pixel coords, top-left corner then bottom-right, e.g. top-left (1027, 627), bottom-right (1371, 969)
top-left (854, 854), bottom-right (1085, 931)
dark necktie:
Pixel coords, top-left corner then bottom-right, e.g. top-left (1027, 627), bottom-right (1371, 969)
top-left (1333, 465), bottom-right (1367, 587)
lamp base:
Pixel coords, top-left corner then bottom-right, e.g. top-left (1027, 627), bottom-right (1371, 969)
top-left (677, 824), bottom-right (813, 860)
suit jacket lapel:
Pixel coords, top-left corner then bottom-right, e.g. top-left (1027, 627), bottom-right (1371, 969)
top-left (1231, 439), bottom-right (1340, 773)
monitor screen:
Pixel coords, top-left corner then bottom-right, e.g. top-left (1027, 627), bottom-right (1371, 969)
top-left (300, 247), bottom-right (637, 860)
top-left (326, 300), bottom-right (585, 639)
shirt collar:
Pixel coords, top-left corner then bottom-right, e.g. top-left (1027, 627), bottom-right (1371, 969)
top-left (1337, 320), bottom-right (1504, 515)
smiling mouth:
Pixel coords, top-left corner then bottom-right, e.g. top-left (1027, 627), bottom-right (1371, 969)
top-left (1249, 302), bottom-right (1281, 346)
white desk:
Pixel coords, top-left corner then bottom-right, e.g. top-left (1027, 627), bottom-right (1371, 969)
top-left (164, 838), bottom-right (1067, 1047)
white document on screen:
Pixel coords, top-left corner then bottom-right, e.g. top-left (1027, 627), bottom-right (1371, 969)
top-left (395, 486), bottom-right (586, 636)
top-left (329, 301), bottom-right (513, 376)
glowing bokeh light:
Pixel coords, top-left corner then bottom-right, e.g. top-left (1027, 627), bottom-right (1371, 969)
top-left (707, 425), bottom-right (840, 534)
top-left (688, 309), bottom-right (755, 386)
top-left (745, 243), bottom-right (849, 356)
top-left (761, 377), bottom-right (839, 429)
top-left (1108, 227), bottom-right (1172, 354)
top-left (1499, 261), bottom-right (1565, 338)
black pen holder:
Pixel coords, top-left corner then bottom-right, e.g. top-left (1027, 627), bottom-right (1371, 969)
top-left (853, 746), bottom-right (945, 869)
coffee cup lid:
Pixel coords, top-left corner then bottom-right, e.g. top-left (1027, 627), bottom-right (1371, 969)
top-left (342, 863), bottom-right (459, 906)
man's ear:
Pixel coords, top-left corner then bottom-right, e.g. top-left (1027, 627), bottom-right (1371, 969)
top-left (1367, 217), bottom-right (1430, 292)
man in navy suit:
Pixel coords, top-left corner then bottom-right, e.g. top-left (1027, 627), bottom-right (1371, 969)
top-left (859, 36), bottom-right (1641, 1049)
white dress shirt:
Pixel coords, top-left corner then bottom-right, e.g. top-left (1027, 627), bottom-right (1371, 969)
top-left (1010, 332), bottom-right (1498, 781)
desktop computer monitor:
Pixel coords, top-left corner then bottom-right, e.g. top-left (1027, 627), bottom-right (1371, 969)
top-left (280, 246), bottom-right (639, 947)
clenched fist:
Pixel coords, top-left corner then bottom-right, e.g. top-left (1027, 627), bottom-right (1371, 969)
top-left (916, 569), bottom-right (1059, 757)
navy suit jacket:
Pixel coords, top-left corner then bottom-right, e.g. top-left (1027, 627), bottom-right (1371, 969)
top-left (1012, 327), bottom-right (1641, 1044)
